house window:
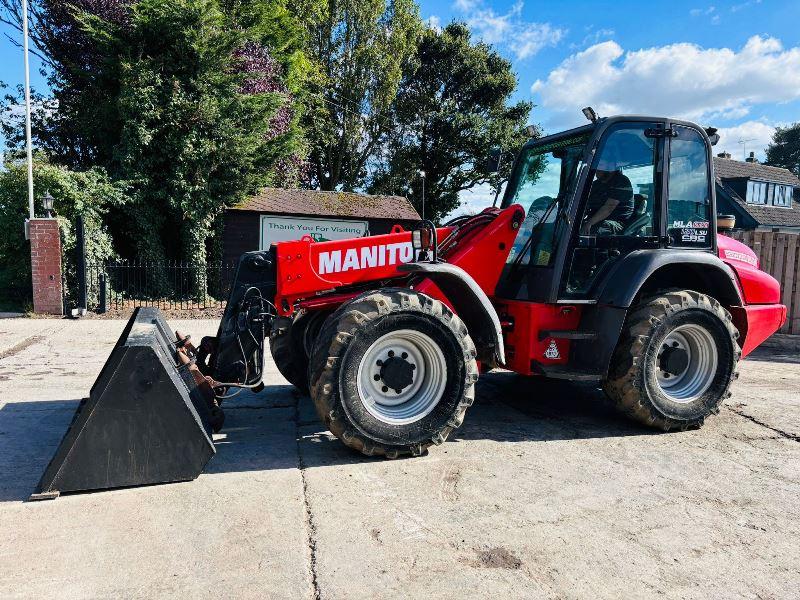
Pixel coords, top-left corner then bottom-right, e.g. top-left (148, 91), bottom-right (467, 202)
top-left (746, 180), bottom-right (768, 204)
top-left (773, 184), bottom-right (793, 207)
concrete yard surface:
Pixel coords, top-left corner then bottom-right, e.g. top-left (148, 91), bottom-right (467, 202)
top-left (0, 318), bottom-right (798, 599)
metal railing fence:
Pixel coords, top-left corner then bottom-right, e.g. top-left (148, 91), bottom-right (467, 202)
top-left (85, 260), bottom-right (238, 312)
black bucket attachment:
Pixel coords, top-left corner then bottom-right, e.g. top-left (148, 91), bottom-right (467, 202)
top-left (31, 307), bottom-right (216, 499)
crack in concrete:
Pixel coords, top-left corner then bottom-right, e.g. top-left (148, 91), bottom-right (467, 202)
top-left (295, 400), bottom-right (322, 600)
top-left (0, 335), bottom-right (45, 361)
top-left (727, 406), bottom-right (799, 442)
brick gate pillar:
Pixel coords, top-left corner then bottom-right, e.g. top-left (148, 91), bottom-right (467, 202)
top-left (29, 218), bottom-right (63, 315)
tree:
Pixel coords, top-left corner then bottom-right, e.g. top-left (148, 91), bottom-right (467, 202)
top-left (87, 0), bottom-right (308, 294)
top-left (0, 1), bottom-right (135, 167)
top-left (766, 123), bottom-right (800, 177)
top-left (1, 0), bottom-right (309, 297)
top-left (368, 23), bottom-right (532, 223)
top-left (289, 0), bottom-right (421, 191)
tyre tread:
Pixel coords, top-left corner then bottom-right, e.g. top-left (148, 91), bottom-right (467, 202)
top-left (308, 288), bottom-right (478, 457)
top-left (603, 289), bottom-right (741, 431)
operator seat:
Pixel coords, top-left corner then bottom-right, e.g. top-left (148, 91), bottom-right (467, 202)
top-left (621, 194), bottom-right (649, 236)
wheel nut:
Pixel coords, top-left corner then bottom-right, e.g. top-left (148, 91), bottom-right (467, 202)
top-left (395, 389), bottom-right (402, 394)
top-left (381, 386), bottom-right (388, 393)
top-left (410, 364), bottom-right (415, 370)
top-left (376, 359), bottom-right (383, 366)
top-left (388, 350), bottom-right (395, 357)
top-left (401, 352), bottom-right (408, 359)
top-left (374, 374), bottom-right (380, 381)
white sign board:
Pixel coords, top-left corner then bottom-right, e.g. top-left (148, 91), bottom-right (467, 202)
top-left (259, 216), bottom-right (369, 250)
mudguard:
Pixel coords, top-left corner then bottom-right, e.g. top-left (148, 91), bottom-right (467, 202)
top-left (398, 262), bottom-right (505, 366)
top-left (595, 249), bottom-right (743, 308)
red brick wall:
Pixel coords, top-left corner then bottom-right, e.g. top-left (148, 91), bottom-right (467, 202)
top-left (29, 219), bottom-right (63, 315)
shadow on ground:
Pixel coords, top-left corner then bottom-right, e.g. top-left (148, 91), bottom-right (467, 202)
top-left (0, 373), bottom-right (651, 501)
top-left (745, 346), bottom-right (800, 365)
top-left (298, 371), bottom-right (656, 469)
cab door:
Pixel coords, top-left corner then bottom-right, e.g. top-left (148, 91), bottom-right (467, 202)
top-left (664, 124), bottom-right (715, 250)
top-left (560, 121), bottom-right (665, 299)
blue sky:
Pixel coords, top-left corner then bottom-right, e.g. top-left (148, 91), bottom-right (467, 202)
top-left (2, 1), bottom-right (799, 213)
top-left (418, 0), bottom-right (800, 211)
top-left (419, 0), bottom-right (799, 149)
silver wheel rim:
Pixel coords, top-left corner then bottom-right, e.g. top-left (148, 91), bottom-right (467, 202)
top-left (656, 324), bottom-right (718, 402)
top-left (356, 329), bottom-right (448, 425)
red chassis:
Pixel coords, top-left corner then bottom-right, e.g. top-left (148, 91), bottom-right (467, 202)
top-left (271, 206), bottom-right (786, 370)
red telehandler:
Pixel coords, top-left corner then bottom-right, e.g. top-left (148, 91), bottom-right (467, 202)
top-left (32, 113), bottom-right (787, 499)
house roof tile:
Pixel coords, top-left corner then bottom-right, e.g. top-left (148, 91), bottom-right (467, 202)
top-left (713, 157), bottom-right (800, 186)
top-left (230, 188), bottom-right (420, 221)
top-left (713, 158), bottom-right (800, 227)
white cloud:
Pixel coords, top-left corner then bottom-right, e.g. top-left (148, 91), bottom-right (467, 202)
top-left (532, 35), bottom-right (800, 130)
top-left (455, 0), bottom-right (566, 60)
top-left (690, 5), bottom-right (716, 18)
top-left (427, 15), bottom-right (442, 32)
top-left (447, 183), bottom-right (499, 220)
top-left (731, 0), bottom-right (762, 13)
top-left (715, 120), bottom-right (776, 160)
top-left (454, 0), bottom-right (479, 10)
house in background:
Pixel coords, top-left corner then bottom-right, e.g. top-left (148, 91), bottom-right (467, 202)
top-left (714, 152), bottom-right (800, 232)
top-left (222, 188), bottom-right (420, 265)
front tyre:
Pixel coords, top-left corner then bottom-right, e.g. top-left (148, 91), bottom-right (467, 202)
top-left (308, 289), bottom-right (478, 458)
top-left (604, 290), bottom-right (740, 431)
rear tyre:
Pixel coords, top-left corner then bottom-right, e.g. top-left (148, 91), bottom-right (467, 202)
top-left (308, 289), bottom-right (478, 458)
top-left (269, 310), bottom-right (328, 393)
top-left (604, 290), bottom-right (740, 431)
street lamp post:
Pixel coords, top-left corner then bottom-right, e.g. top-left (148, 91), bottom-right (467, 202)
top-left (418, 170), bottom-right (426, 221)
top-left (22, 0), bottom-right (35, 232)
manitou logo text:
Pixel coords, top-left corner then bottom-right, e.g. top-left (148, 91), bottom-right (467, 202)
top-left (318, 242), bottom-right (416, 275)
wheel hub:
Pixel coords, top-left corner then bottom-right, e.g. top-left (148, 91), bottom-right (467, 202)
top-left (356, 329), bottom-right (448, 425)
top-left (655, 324), bottom-right (718, 402)
top-left (378, 355), bottom-right (415, 393)
top-left (659, 345), bottom-right (689, 377)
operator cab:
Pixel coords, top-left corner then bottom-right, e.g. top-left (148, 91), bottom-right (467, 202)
top-left (496, 115), bottom-right (716, 303)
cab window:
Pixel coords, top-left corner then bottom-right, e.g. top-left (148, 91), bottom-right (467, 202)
top-left (505, 135), bottom-right (588, 267)
top-left (667, 126), bottom-right (712, 247)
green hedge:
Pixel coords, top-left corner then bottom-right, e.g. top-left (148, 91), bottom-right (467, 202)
top-left (0, 157), bottom-right (125, 308)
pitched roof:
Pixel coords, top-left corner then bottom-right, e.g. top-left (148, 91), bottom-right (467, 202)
top-left (713, 158), bottom-right (800, 228)
top-left (713, 157), bottom-right (800, 187)
top-left (230, 188), bottom-right (420, 221)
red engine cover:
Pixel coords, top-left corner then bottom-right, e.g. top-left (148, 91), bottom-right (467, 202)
top-left (718, 234), bottom-right (781, 305)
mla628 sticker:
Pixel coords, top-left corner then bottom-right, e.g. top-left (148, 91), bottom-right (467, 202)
top-left (671, 220), bottom-right (709, 244)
